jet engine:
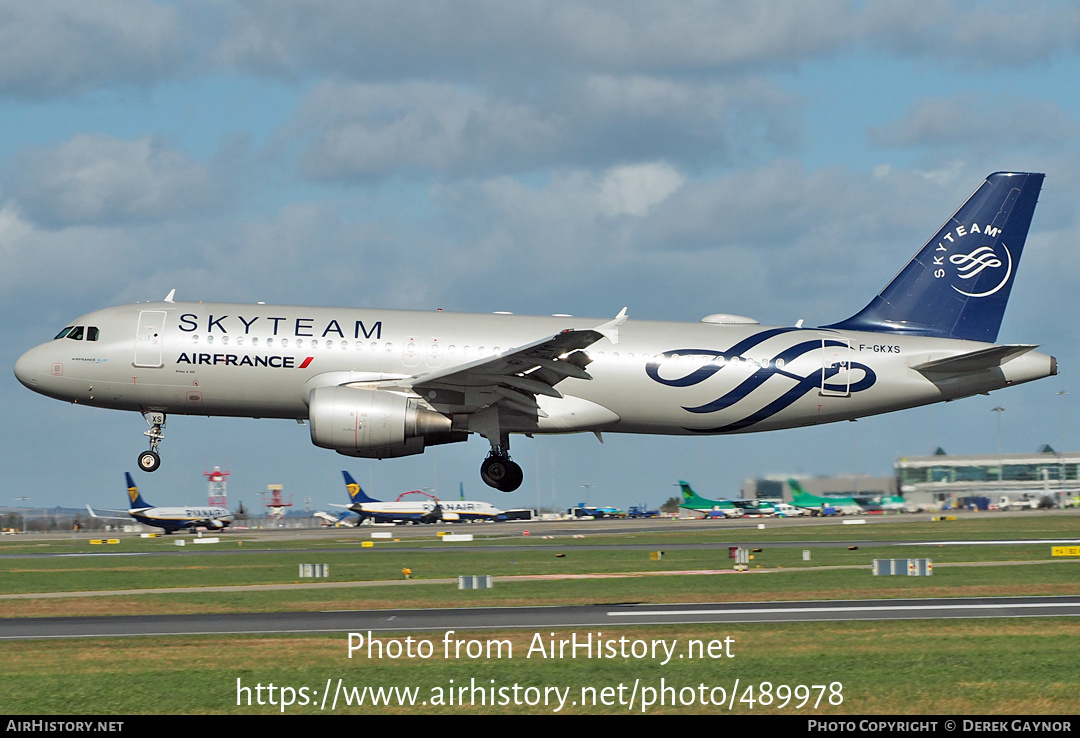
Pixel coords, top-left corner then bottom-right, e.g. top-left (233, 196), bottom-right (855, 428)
top-left (308, 386), bottom-right (466, 458)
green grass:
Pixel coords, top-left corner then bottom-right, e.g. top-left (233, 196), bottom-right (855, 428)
top-left (2, 619), bottom-right (1078, 714)
top-left (2, 539), bottom-right (1077, 594)
top-left (2, 515), bottom-right (1079, 715)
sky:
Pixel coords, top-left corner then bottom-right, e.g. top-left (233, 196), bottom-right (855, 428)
top-left (4, 0), bottom-right (1080, 515)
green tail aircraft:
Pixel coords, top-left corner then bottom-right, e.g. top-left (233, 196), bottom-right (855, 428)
top-left (678, 481), bottom-right (775, 517)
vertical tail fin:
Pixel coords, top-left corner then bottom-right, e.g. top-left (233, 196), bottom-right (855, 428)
top-left (342, 471), bottom-right (380, 504)
top-left (125, 472), bottom-right (151, 509)
top-left (678, 481), bottom-right (710, 505)
top-left (825, 172), bottom-right (1043, 343)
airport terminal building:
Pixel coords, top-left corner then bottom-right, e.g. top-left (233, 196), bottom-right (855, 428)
top-left (743, 446), bottom-right (1080, 510)
top-left (894, 447), bottom-right (1080, 509)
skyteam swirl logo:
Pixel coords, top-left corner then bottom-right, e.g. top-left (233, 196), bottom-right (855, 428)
top-left (950, 243), bottom-right (1013, 298)
top-left (645, 329), bottom-right (876, 433)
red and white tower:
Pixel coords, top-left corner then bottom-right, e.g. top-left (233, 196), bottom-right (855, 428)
top-left (263, 484), bottom-right (293, 521)
top-left (205, 466), bottom-right (230, 507)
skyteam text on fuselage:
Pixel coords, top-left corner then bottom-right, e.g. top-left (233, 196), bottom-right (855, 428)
top-left (15, 173), bottom-right (1055, 492)
top-left (333, 471), bottom-right (503, 524)
top-left (85, 473), bottom-right (234, 534)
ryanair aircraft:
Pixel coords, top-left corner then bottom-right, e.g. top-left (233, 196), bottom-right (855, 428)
top-left (16, 173), bottom-right (1054, 492)
top-left (333, 471), bottom-right (504, 524)
top-left (86, 473), bottom-right (234, 534)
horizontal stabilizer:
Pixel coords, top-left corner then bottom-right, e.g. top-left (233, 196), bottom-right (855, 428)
top-left (911, 344), bottom-right (1038, 374)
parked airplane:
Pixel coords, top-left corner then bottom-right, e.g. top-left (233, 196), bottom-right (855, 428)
top-left (15, 173), bottom-right (1054, 492)
top-left (787, 479), bottom-right (865, 515)
top-left (85, 473), bottom-right (234, 534)
top-left (313, 510), bottom-right (357, 527)
top-left (677, 480), bottom-right (745, 518)
top-left (334, 471), bottom-right (504, 524)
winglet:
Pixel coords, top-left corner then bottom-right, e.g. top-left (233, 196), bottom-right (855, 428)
top-left (164, 289), bottom-right (176, 303)
top-left (595, 307), bottom-right (628, 345)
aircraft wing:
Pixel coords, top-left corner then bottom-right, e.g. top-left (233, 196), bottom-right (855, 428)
top-left (405, 309), bottom-right (627, 417)
top-left (85, 505), bottom-right (131, 521)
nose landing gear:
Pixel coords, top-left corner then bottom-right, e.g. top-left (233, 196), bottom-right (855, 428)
top-left (138, 411), bottom-right (165, 472)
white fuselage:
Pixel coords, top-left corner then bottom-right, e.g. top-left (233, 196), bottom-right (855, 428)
top-left (350, 499), bottom-right (503, 523)
top-left (13, 301), bottom-right (1056, 439)
top-left (128, 505), bottom-right (234, 531)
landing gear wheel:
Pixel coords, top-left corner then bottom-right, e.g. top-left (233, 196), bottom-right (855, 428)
top-left (139, 411), bottom-right (166, 473)
top-left (481, 455), bottom-right (523, 492)
top-left (138, 450), bottom-right (160, 473)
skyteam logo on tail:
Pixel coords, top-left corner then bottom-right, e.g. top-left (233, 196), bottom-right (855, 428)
top-left (931, 221), bottom-right (1011, 299)
top-left (949, 243), bottom-right (1013, 298)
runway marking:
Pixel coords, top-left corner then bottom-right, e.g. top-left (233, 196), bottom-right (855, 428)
top-left (607, 601), bottom-right (1080, 617)
top-left (898, 539), bottom-right (1080, 546)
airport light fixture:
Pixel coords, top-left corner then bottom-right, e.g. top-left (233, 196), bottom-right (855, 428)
top-left (991, 406), bottom-right (1006, 455)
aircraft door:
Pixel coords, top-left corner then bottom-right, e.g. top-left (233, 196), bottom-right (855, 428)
top-left (820, 339), bottom-right (852, 397)
top-left (134, 310), bottom-right (166, 368)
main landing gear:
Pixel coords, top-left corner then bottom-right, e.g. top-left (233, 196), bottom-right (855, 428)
top-left (480, 451), bottom-right (523, 492)
top-left (138, 411), bottom-right (166, 473)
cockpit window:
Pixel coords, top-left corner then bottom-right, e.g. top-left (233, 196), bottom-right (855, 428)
top-left (67, 326), bottom-right (85, 340)
top-left (54, 327), bottom-right (73, 340)
top-left (87, 326), bottom-right (100, 341)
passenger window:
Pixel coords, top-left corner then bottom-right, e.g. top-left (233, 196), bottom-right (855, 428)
top-left (54, 327), bottom-right (73, 340)
top-left (67, 326), bottom-right (85, 340)
top-left (87, 327), bottom-right (99, 341)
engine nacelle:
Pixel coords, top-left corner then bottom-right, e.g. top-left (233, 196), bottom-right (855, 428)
top-left (308, 386), bottom-right (466, 459)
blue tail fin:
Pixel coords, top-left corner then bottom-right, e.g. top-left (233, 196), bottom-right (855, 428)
top-left (125, 472), bottom-right (152, 509)
top-left (342, 471), bottom-right (380, 504)
top-left (825, 172), bottom-right (1043, 343)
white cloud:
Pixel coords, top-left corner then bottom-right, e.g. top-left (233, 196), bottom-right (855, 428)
top-left (599, 163), bottom-right (685, 216)
top-left (869, 95), bottom-right (1080, 151)
top-left (3, 134), bottom-right (227, 227)
top-left (289, 76), bottom-right (797, 181)
top-left (0, 0), bottom-right (189, 96)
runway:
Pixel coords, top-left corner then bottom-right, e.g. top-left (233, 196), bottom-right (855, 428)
top-left (2, 595), bottom-right (1079, 640)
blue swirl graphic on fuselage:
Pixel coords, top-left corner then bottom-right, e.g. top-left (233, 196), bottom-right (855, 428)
top-left (644, 330), bottom-right (877, 433)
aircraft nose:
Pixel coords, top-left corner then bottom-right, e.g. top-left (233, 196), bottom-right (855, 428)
top-left (14, 344), bottom-right (45, 390)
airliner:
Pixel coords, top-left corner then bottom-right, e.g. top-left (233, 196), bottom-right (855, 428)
top-left (86, 473), bottom-right (234, 534)
top-left (677, 481), bottom-right (743, 517)
top-left (15, 173), bottom-right (1055, 492)
top-left (787, 478), bottom-right (865, 516)
top-left (333, 471), bottom-right (504, 524)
